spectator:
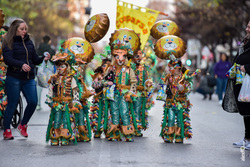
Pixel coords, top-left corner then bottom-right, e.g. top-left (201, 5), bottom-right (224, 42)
top-left (36, 35), bottom-right (55, 111)
top-left (196, 70), bottom-right (214, 100)
top-left (2, 19), bottom-right (50, 140)
top-left (213, 52), bottom-right (231, 104)
top-left (229, 21), bottom-right (250, 150)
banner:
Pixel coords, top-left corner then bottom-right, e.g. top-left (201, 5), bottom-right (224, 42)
top-left (116, 0), bottom-right (159, 50)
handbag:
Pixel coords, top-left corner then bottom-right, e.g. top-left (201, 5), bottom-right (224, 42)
top-left (222, 79), bottom-right (239, 113)
top-left (238, 74), bottom-right (250, 102)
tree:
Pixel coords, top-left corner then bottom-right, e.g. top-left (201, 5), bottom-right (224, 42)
top-left (0, 0), bottom-right (74, 47)
top-left (174, 0), bottom-right (250, 61)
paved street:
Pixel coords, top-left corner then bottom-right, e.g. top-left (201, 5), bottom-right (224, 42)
top-left (0, 89), bottom-right (249, 167)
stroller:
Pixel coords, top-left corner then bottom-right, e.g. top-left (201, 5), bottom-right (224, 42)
top-left (0, 63), bottom-right (23, 129)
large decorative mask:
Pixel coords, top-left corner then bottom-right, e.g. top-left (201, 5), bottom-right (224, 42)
top-left (154, 35), bottom-right (186, 60)
top-left (151, 20), bottom-right (180, 40)
top-left (109, 28), bottom-right (141, 56)
top-left (61, 37), bottom-right (95, 63)
top-left (84, 13), bottom-right (110, 43)
top-left (113, 49), bottom-right (127, 66)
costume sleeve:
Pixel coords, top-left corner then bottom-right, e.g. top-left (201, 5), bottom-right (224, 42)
top-left (46, 83), bottom-right (53, 105)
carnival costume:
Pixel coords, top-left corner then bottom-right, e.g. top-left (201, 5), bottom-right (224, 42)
top-left (131, 51), bottom-right (153, 137)
top-left (0, 30), bottom-right (7, 121)
top-left (71, 62), bottom-right (93, 142)
top-left (45, 62), bottom-right (76, 146)
top-left (90, 66), bottom-right (107, 138)
top-left (159, 61), bottom-right (196, 143)
top-left (45, 37), bottom-right (95, 146)
top-left (103, 39), bottom-right (137, 142)
top-left (150, 20), bottom-right (200, 143)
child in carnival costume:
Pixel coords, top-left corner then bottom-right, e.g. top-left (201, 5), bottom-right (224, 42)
top-left (45, 37), bottom-right (95, 145)
top-left (90, 59), bottom-right (111, 138)
top-left (90, 66), bottom-right (104, 138)
top-left (103, 39), bottom-right (137, 142)
top-left (64, 37), bottom-right (95, 143)
top-left (45, 55), bottom-right (77, 146)
top-left (160, 59), bottom-right (197, 143)
top-left (131, 50), bottom-right (153, 137)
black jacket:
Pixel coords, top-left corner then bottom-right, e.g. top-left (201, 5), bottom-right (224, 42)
top-left (233, 41), bottom-right (250, 116)
top-left (3, 34), bottom-right (44, 80)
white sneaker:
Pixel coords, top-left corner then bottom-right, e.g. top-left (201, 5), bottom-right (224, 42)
top-left (219, 100), bottom-right (222, 105)
top-left (233, 138), bottom-right (250, 147)
top-left (36, 105), bottom-right (42, 111)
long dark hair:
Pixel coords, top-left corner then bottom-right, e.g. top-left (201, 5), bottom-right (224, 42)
top-left (2, 19), bottom-right (27, 50)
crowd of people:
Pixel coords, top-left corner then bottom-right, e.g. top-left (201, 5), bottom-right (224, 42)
top-left (0, 18), bottom-right (249, 150)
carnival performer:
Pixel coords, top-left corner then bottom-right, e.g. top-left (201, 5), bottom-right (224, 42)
top-left (159, 60), bottom-right (195, 143)
top-left (72, 60), bottom-right (94, 142)
top-left (90, 59), bottom-right (111, 138)
top-left (0, 28), bottom-right (7, 120)
top-left (131, 50), bottom-right (153, 136)
top-left (45, 36), bottom-right (95, 145)
top-left (103, 39), bottom-right (137, 142)
top-left (45, 55), bottom-right (78, 146)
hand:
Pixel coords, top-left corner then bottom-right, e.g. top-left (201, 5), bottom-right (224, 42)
top-left (107, 81), bottom-right (113, 86)
top-left (214, 74), bottom-right (218, 79)
top-left (44, 53), bottom-right (51, 61)
top-left (22, 64), bottom-right (31, 72)
top-left (240, 65), bottom-right (246, 73)
top-left (125, 94), bottom-right (131, 102)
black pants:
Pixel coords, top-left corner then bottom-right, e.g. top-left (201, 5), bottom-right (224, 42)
top-left (244, 116), bottom-right (250, 139)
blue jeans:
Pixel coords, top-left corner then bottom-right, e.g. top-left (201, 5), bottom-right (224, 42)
top-left (3, 76), bottom-right (38, 130)
top-left (216, 78), bottom-right (227, 101)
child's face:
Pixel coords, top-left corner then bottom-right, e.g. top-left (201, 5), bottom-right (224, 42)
top-left (113, 49), bottom-right (127, 66)
top-left (57, 63), bottom-right (68, 75)
top-left (169, 64), bottom-right (181, 76)
top-left (134, 50), bottom-right (143, 64)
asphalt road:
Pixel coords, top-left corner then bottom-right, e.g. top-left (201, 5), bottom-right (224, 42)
top-left (0, 89), bottom-right (249, 167)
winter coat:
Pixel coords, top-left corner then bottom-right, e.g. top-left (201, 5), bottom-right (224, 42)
top-left (213, 60), bottom-right (231, 79)
top-left (233, 40), bottom-right (250, 116)
top-left (3, 34), bottom-right (44, 80)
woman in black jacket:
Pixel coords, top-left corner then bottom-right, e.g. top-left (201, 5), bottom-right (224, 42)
top-left (231, 21), bottom-right (250, 150)
top-left (2, 19), bottom-right (50, 140)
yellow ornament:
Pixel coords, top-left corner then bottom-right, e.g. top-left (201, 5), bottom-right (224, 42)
top-left (53, 37), bottom-right (95, 63)
top-left (84, 13), bottom-right (110, 43)
top-left (151, 20), bottom-right (180, 40)
top-left (109, 28), bottom-right (141, 56)
top-left (154, 35), bottom-right (186, 60)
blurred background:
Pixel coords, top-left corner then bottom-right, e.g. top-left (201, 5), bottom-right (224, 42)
top-left (1, 0), bottom-right (250, 85)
